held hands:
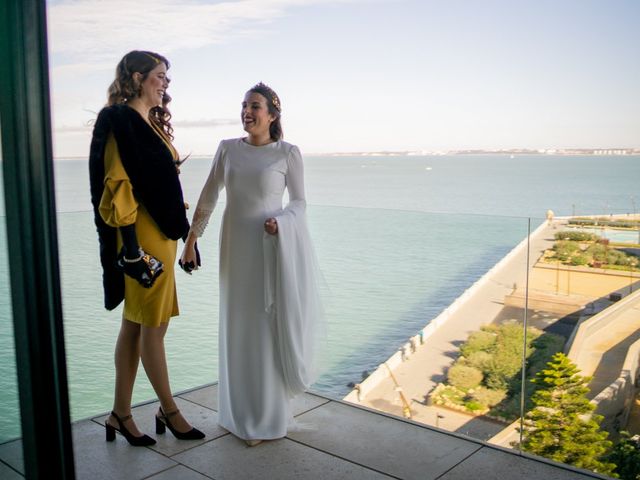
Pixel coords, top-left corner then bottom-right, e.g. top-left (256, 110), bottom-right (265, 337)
top-left (179, 240), bottom-right (201, 275)
top-left (264, 217), bottom-right (278, 235)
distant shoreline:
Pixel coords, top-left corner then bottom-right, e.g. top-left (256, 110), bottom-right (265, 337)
top-left (320, 148), bottom-right (640, 157)
top-left (52, 149), bottom-right (640, 160)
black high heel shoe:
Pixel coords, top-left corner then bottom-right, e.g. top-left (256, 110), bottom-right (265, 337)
top-left (155, 407), bottom-right (205, 440)
top-left (105, 411), bottom-right (156, 447)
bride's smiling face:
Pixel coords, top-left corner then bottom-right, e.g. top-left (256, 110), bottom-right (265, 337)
top-left (241, 92), bottom-right (274, 137)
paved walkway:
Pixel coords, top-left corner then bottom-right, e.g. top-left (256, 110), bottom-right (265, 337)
top-left (355, 220), bottom-right (562, 438)
top-left (0, 384), bottom-right (609, 479)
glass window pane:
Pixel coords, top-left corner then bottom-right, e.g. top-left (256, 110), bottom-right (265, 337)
top-left (0, 125), bottom-right (25, 477)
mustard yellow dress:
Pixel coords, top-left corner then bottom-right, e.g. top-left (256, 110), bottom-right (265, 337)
top-left (98, 125), bottom-right (179, 327)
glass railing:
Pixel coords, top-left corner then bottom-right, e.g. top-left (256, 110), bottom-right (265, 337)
top-left (340, 212), bottom-right (537, 441)
top-left (2, 205), bottom-right (640, 478)
top-left (54, 208), bottom-right (533, 422)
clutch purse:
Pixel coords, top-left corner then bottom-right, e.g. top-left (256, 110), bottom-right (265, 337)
top-left (117, 248), bottom-right (164, 288)
top-left (141, 251), bottom-right (164, 280)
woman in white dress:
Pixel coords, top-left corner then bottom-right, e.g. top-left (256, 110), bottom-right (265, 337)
top-left (180, 83), bottom-right (322, 446)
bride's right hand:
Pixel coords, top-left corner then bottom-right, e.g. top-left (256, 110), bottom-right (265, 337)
top-left (179, 244), bottom-right (198, 274)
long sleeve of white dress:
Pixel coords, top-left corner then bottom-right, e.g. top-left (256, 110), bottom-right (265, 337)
top-left (263, 145), bottom-right (324, 397)
top-left (190, 142), bottom-right (226, 238)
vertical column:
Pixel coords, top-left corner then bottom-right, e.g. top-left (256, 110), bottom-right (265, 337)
top-left (0, 1), bottom-right (75, 478)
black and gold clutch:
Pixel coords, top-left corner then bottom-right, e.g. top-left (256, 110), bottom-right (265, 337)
top-left (116, 248), bottom-right (164, 288)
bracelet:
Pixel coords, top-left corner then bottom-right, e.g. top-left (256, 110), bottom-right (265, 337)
top-left (123, 248), bottom-right (144, 263)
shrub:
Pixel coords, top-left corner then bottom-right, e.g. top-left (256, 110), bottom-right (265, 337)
top-left (470, 387), bottom-right (507, 407)
top-left (608, 249), bottom-right (629, 265)
top-left (439, 325), bottom-right (564, 421)
top-left (571, 254), bottom-right (589, 266)
top-left (586, 243), bottom-right (607, 261)
top-left (529, 333), bottom-right (565, 367)
top-left (466, 351), bottom-right (493, 371)
top-left (553, 241), bottom-right (579, 261)
top-left (448, 364), bottom-right (483, 390)
top-left (485, 350), bottom-right (522, 391)
top-left (568, 217), bottom-right (640, 229)
top-left (568, 218), bottom-right (595, 227)
top-left (554, 231), bottom-right (597, 242)
top-left (464, 400), bottom-right (484, 412)
top-left (479, 323), bottom-right (539, 391)
top-left (437, 385), bottom-right (464, 404)
top-left (460, 330), bottom-right (496, 357)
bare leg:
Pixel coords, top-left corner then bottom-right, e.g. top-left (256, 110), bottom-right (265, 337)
top-left (108, 318), bottom-right (144, 436)
top-left (140, 322), bottom-right (194, 432)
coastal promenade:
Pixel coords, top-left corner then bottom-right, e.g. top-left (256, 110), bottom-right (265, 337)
top-left (349, 219), bottom-right (562, 439)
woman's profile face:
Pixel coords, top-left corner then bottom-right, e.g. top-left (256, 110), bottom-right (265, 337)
top-left (241, 92), bottom-right (274, 137)
top-left (138, 62), bottom-right (169, 106)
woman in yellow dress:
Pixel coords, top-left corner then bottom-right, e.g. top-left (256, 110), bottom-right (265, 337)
top-left (89, 50), bottom-right (203, 446)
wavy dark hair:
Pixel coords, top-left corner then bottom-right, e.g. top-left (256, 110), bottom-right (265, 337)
top-left (247, 82), bottom-right (283, 141)
top-left (107, 50), bottom-right (174, 139)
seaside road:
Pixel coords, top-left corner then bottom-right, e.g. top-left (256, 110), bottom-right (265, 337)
top-left (355, 219), bottom-right (563, 440)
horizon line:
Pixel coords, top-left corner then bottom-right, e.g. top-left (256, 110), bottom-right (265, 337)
top-left (52, 147), bottom-right (640, 160)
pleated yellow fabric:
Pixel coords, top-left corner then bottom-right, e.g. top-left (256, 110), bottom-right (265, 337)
top-left (99, 133), bottom-right (179, 327)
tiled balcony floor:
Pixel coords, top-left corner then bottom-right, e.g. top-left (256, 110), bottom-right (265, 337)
top-left (0, 383), bottom-right (610, 479)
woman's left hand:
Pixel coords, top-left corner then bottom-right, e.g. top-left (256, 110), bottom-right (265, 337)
top-left (264, 217), bottom-right (278, 235)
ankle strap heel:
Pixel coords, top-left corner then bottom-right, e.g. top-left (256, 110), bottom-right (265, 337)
top-left (105, 423), bottom-right (116, 442)
top-left (106, 411), bottom-right (156, 447)
top-left (155, 415), bottom-right (166, 434)
top-left (155, 407), bottom-right (205, 440)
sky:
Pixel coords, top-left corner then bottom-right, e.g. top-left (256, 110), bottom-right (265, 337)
top-left (46, 0), bottom-right (640, 158)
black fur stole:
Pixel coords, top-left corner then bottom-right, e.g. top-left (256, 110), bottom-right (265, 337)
top-left (89, 104), bottom-right (189, 310)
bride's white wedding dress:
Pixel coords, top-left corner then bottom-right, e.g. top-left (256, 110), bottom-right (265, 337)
top-left (191, 138), bottom-right (322, 440)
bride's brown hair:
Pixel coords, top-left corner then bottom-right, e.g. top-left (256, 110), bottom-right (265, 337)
top-left (248, 82), bottom-right (283, 141)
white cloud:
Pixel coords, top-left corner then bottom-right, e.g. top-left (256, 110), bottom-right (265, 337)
top-left (53, 118), bottom-right (239, 132)
top-left (47, 0), bottom-right (352, 70)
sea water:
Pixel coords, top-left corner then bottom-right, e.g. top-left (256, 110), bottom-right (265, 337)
top-left (1, 154), bottom-right (639, 441)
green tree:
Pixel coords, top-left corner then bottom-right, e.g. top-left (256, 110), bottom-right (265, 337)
top-left (520, 352), bottom-right (616, 476)
top-left (606, 431), bottom-right (640, 480)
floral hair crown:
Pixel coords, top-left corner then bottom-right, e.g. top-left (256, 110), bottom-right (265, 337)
top-left (271, 93), bottom-right (281, 113)
top-left (144, 52), bottom-right (160, 64)
top-left (252, 82), bottom-right (281, 113)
